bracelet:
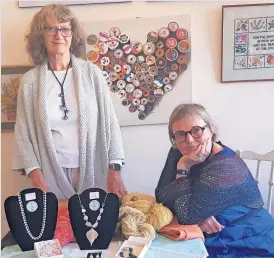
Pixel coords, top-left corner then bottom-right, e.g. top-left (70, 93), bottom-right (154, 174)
top-left (176, 169), bottom-right (190, 176)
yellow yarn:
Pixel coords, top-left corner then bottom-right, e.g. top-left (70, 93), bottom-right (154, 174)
top-left (146, 203), bottom-right (173, 231)
top-left (119, 192), bottom-right (173, 240)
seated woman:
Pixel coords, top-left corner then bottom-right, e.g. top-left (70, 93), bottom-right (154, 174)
top-left (155, 103), bottom-right (274, 257)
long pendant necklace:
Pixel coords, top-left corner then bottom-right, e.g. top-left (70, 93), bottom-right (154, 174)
top-left (48, 60), bottom-right (71, 120)
top-left (18, 192), bottom-right (47, 240)
top-left (78, 193), bottom-right (108, 246)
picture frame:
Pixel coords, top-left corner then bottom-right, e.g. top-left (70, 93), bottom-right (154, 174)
top-left (18, 1), bottom-right (131, 8)
top-left (1, 66), bottom-right (33, 132)
top-left (221, 3), bottom-right (274, 83)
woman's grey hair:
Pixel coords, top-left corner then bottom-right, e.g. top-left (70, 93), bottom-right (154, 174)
top-left (25, 4), bottom-right (85, 65)
top-left (168, 103), bottom-right (219, 148)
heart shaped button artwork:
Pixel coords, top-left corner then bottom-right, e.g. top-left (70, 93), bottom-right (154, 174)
top-left (86, 22), bottom-right (191, 120)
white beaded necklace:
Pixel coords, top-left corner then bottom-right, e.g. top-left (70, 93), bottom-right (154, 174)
top-left (78, 193), bottom-right (108, 246)
top-left (18, 192), bottom-right (47, 241)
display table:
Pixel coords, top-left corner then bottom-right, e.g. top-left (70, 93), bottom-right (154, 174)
top-left (1, 235), bottom-right (208, 258)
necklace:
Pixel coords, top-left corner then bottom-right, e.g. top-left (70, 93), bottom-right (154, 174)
top-left (48, 60), bottom-right (71, 120)
top-left (18, 192), bottom-right (47, 240)
top-left (78, 193), bottom-right (108, 246)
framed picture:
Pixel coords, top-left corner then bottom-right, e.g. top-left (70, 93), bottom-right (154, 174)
top-left (221, 3), bottom-right (274, 83)
top-left (1, 66), bottom-right (32, 131)
top-left (18, 1), bottom-right (131, 8)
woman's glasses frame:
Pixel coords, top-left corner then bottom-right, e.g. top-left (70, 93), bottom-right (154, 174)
top-left (172, 125), bottom-right (208, 143)
top-left (43, 26), bottom-right (72, 37)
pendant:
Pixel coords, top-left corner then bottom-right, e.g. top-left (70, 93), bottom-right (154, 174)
top-left (86, 228), bottom-right (99, 246)
top-left (26, 201), bottom-right (38, 212)
top-left (89, 200), bottom-right (100, 211)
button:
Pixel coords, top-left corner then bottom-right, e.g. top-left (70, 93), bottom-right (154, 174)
top-left (168, 22), bottom-right (179, 32)
top-left (110, 85), bottom-right (119, 93)
top-left (87, 50), bottom-right (99, 62)
top-left (117, 80), bottom-right (126, 89)
top-left (101, 57), bottom-right (110, 66)
top-left (146, 55), bottom-right (156, 65)
top-left (125, 84), bottom-right (135, 93)
top-left (133, 80), bottom-right (140, 87)
top-left (147, 31), bottom-right (159, 42)
top-left (131, 42), bottom-right (143, 54)
top-left (136, 71), bottom-right (145, 81)
top-left (155, 48), bottom-right (165, 58)
top-left (107, 37), bottom-right (119, 50)
top-left (148, 95), bottom-right (156, 103)
top-left (146, 103), bottom-right (154, 111)
top-left (99, 31), bottom-right (109, 42)
top-left (176, 29), bottom-right (188, 40)
top-left (164, 84), bottom-right (173, 92)
top-left (109, 27), bottom-right (121, 38)
top-left (165, 49), bottom-right (178, 62)
top-left (114, 64), bottom-right (122, 73)
top-left (165, 37), bottom-right (177, 49)
top-left (127, 54), bottom-right (137, 64)
top-left (109, 71), bottom-right (118, 81)
top-left (177, 54), bottom-right (188, 64)
top-left (141, 63), bottom-right (150, 73)
top-left (154, 78), bottom-right (163, 88)
top-left (118, 33), bottom-right (129, 44)
top-left (179, 64), bottom-right (188, 72)
top-left (169, 71), bottom-right (178, 80)
top-left (171, 63), bottom-right (179, 71)
top-left (122, 64), bottom-right (131, 74)
top-left (133, 63), bottom-right (141, 73)
top-left (126, 73), bottom-right (135, 82)
top-left (137, 55), bottom-right (145, 64)
top-left (137, 105), bottom-right (145, 112)
top-left (156, 41), bottom-right (165, 48)
top-left (122, 99), bottom-right (130, 106)
top-left (117, 89), bottom-right (127, 99)
top-left (145, 75), bottom-right (154, 85)
top-left (156, 57), bottom-right (167, 69)
top-left (87, 34), bottom-right (98, 46)
top-left (163, 77), bottom-right (171, 84)
top-left (177, 40), bottom-right (191, 53)
top-left (138, 112), bottom-right (147, 120)
top-left (102, 71), bottom-right (109, 80)
top-left (149, 66), bottom-right (158, 76)
top-left (129, 105), bottom-right (137, 113)
top-left (158, 27), bottom-right (170, 39)
top-left (154, 88), bottom-right (164, 97)
top-left (97, 42), bottom-right (108, 55)
top-left (123, 44), bottom-right (132, 54)
top-left (164, 66), bottom-right (172, 75)
top-left (106, 80), bottom-right (112, 87)
top-left (114, 49), bottom-right (124, 59)
top-left (133, 89), bottom-right (143, 98)
top-left (117, 73), bottom-right (125, 80)
top-left (143, 42), bottom-right (156, 55)
top-left (142, 89), bottom-right (150, 97)
top-left (141, 98), bottom-right (148, 105)
top-left (132, 98), bottom-right (141, 106)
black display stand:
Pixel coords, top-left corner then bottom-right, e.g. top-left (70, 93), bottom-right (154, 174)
top-left (4, 188), bottom-right (58, 251)
top-left (69, 188), bottom-right (119, 250)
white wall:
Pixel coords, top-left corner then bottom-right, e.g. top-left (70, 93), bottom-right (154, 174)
top-left (1, 0), bottom-right (274, 236)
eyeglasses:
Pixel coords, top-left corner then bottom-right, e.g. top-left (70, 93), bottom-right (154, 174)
top-left (44, 27), bottom-right (72, 37)
top-left (172, 125), bottom-right (207, 143)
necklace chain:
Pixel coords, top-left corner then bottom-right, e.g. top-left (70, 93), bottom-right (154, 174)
top-left (48, 60), bottom-right (71, 120)
top-left (78, 193), bottom-right (108, 228)
top-left (18, 192), bottom-right (47, 240)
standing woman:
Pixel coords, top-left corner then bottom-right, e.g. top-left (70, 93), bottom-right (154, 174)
top-left (12, 4), bottom-right (127, 200)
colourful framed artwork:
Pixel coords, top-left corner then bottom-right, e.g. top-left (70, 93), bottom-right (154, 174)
top-left (1, 66), bottom-right (32, 131)
top-left (221, 3), bottom-right (274, 83)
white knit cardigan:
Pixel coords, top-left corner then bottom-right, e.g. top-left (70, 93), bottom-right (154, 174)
top-left (12, 55), bottom-right (125, 200)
